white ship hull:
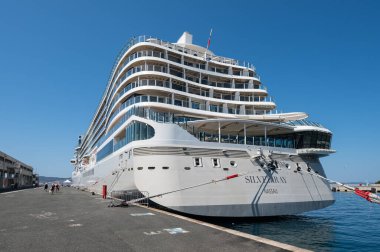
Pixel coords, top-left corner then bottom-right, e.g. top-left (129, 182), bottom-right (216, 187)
top-left (72, 119), bottom-right (334, 217)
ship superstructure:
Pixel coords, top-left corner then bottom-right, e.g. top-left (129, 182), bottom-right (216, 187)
top-left (71, 32), bottom-right (335, 217)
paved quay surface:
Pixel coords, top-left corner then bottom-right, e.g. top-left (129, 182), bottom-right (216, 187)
top-left (0, 188), bottom-right (307, 252)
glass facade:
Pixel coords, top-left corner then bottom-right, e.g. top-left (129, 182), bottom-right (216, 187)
top-left (97, 141), bottom-right (113, 161)
top-left (125, 121), bottom-right (155, 145)
top-left (192, 130), bottom-right (331, 150)
top-left (97, 121), bottom-right (155, 161)
top-left (295, 131), bottom-right (332, 149)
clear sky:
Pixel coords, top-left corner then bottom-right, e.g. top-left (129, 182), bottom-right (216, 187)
top-left (0, 0), bottom-right (379, 181)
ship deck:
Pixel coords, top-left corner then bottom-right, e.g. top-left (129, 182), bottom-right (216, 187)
top-left (0, 187), bottom-right (309, 251)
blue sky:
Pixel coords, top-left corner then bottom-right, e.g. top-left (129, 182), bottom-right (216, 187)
top-left (0, 0), bottom-right (379, 181)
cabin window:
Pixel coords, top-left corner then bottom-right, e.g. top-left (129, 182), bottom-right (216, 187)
top-left (162, 166), bottom-right (169, 170)
top-left (212, 158), bottom-right (220, 168)
top-left (137, 167), bottom-right (143, 170)
top-left (148, 166), bottom-right (155, 170)
top-left (194, 157), bottom-right (202, 167)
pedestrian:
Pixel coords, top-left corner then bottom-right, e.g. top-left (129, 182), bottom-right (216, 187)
top-left (56, 184), bottom-right (60, 192)
top-left (44, 183), bottom-right (48, 192)
top-left (50, 184), bottom-right (55, 194)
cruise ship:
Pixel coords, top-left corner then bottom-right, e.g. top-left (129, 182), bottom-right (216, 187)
top-left (71, 32), bottom-right (335, 217)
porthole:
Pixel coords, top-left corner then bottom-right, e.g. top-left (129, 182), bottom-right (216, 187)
top-left (184, 167), bottom-right (191, 170)
top-left (137, 167), bottom-right (143, 170)
top-left (230, 161), bottom-right (237, 167)
top-left (162, 166), bottom-right (169, 170)
top-left (223, 168), bottom-right (229, 171)
top-left (148, 166), bottom-right (155, 170)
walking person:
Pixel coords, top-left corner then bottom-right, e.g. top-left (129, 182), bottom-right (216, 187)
top-left (44, 183), bottom-right (48, 192)
top-left (50, 184), bottom-right (55, 194)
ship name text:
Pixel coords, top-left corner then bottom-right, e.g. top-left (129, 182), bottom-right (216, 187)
top-left (244, 176), bottom-right (287, 184)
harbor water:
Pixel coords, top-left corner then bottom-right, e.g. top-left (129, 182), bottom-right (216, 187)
top-left (209, 193), bottom-right (380, 251)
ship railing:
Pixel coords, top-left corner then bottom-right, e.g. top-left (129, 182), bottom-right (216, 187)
top-left (111, 48), bottom-right (258, 84)
top-left (98, 34), bottom-right (258, 137)
top-left (106, 35), bottom-right (257, 91)
top-left (283, 119), bottom-right (324, 128)
top-left (108, 92), bottom-right (277, 126)
top-left (106, 64), bottom-right (268, 119)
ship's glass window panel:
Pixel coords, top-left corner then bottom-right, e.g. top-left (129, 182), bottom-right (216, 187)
top-left (275, 138), bottom-right (283, 148)
top-left (184, 61), bottom-right (194, 67)
top-left (220, 135), bottom-right (228, 143)
top-left (198, 132), bottom-right (205, 142)
top-left (97, 140), bottom-right (114, 161)
top-left (192, 102), bottom-right (200, 110)
top-left (155, 80), bottom-right (163, 87)
top-left (194, 157), bottom-right (202, 167)
top-left (147, 124), bottom-right (155, 138)
top-left (210, 104), bottom-right (218, 112)
top-left (168, 53), bottom-right (181, 63)
top-left (137, 167), bottom-right (143, 170)
top-left (140, 123), bottom-right (147, 140)
top-left (147, 79), bottom-right (154, 86)
top-left (230, 161), bottom-right (237, 167)
top-left (172, 82), bottom-right (185, 92)
top-left (246, 137), bottom-right (253, 145)
top-left (150, 96), bottom-right (157, 102)
top-left (162, 166), bottom-right (169, 170)
top-left (233, 69), bottom-right (241, 76)
top-left (141, 79), bottom-right (148, 86)
top-left (303, 133), bottom-right (311, 148)
top-left (141, 96), bottom-right (148, 102)
top-left (169, 67), bottom-right (183, 78)
top-left (238, 135), bottom-right (244, 144)
top-left (188, 86), bottom-right (200, 95)
top-left (222, 94), bottom-right (232, 100)
top-left (212, 158), bottom-right (220, 168)
top-left (148, 166), bottom-right (155, 170)
top-left (267, 137), bottom-right (275, 147)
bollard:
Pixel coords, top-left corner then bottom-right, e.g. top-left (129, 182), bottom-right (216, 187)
top-left (102, 185), bottom-right (107, 199)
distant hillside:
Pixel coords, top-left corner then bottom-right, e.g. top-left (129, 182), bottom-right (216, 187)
top-left (39, 176), bottom-right (70, 184)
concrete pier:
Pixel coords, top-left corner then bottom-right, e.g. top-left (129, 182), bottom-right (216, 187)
top-left (331, 184), bottom-right (380, 193)
top-left (0, 187), bottom-right (308, 252)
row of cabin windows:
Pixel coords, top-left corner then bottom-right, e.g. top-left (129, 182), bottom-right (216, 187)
top-left (135, 159), bottom-right (237, 171)
top-left (194, 158), bottom-right (237, 168)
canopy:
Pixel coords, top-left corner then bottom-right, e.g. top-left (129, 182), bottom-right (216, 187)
top-left (185, 119), bottom-right (294, 136)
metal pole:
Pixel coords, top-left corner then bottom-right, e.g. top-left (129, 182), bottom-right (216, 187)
top-left (218, 122), bottom-right (221, 143)
top-left (264, 126), bottom-right (267, 146)
top-left (244, 123), bottom-right (246, 145)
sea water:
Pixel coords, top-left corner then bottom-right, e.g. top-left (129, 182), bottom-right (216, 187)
top-left (210, 193), bottom-right (380, 251)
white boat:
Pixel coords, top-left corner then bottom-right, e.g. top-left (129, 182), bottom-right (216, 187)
top-left (71, 32), bottom-right (335, 217)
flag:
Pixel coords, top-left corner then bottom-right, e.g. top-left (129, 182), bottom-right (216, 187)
top-left (207, 29), bottom-right (213, 50)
